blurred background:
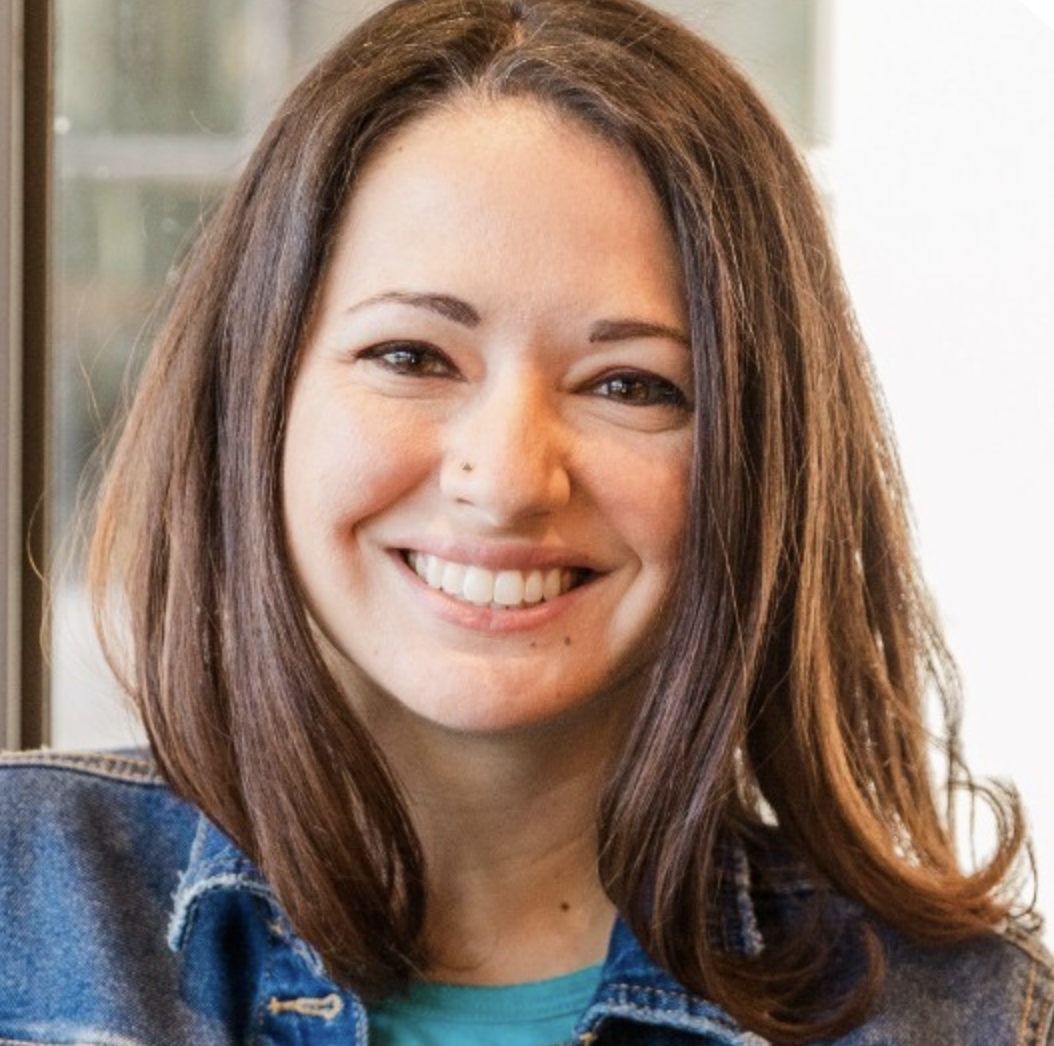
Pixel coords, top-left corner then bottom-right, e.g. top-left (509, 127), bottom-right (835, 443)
top-left (2, 0), bottom-right (1050, 901)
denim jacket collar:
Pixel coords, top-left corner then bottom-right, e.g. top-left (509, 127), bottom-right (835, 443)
top-left (168, 813), bottom-right (774, 1045)
top-left (168, 814), bottom-right (273, 952)
top-left (577, 918), bottom-right (771, 1045)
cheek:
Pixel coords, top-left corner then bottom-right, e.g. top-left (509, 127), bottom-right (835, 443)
top-left (638, 480), bottom-right (690, 583)
top-left (282, 394), bottom-right (434, 540)
top-left (585, 439), bottom-right (692, 571)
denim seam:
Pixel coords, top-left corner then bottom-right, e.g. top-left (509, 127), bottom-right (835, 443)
top-left (183, 853), bottom-right (261, 882)
top-left (587, 985), bottom-right (758, 1033)
top-left (169, 816), bottom-right (274, 946)
top-left (0, 1033), bottom-right (150, 1041)
top-left (1028, 957), bottom-right (1054, 1046)
top-left (251, 916), bottom-right (280, 1046)
top-left (602, 983), bottom-right (712, 1007)
top-left (0, 1037), bottom-right (150, 1046)
top-left (0, 1040), bottom-right (107, 1046)
top-left (1012, 954), bottom-right (1054, 1046)
top-left (1038, 975), bottom-right (1054, 1046)
top-left (1020, 960), bottom-right (1039, 1046)
top-left (581, 991), bottom-right (768, 1045)
top-left (167, 873), bottom-right (278, 952)
top-left (0, 750), bottom-right (162, 786)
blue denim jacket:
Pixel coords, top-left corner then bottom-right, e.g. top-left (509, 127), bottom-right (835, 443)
top-left (1, 749), bottom-right (1051, 1045)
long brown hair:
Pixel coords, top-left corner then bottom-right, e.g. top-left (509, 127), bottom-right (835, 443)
top-left (89, 0), bottom-right (1027, 1040)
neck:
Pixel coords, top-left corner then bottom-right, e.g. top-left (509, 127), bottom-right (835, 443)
top-left (362, 697), bottom-right (629, 985)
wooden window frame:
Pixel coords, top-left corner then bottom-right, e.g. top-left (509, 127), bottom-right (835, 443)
top-left (2, 0), bottom-right (51, 749)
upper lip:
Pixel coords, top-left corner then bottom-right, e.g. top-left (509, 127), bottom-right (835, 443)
top-left (390, 539), bottom-right (605, 573)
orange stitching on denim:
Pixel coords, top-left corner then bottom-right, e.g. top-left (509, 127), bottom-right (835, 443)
top-left (1032, 973), bottom-right (1054, 1046)
top-left (0, 749), bottom-right (162, 785)
top-left (1018, 960), bottom-right (1037, 1046)
top-left (267, 993), bottom-right (344, 1020)
top-left (0, 1039), bottom-right (147, 1046)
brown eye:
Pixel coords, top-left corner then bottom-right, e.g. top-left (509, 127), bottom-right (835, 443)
top-left (592, 372), bottom-right (689, 409)
top-left (358, 342), bottom-right (457, 377)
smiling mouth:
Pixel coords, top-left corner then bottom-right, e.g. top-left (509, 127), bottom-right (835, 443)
top-left (404, 551), bottom-right (591, 609)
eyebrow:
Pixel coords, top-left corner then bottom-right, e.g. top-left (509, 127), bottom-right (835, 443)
top-left (588, 318), bottom-right (690, 347)
top-left (345, 290), bottom-right (689, 346)
top-left (345, 291), bottom-right (480, 326)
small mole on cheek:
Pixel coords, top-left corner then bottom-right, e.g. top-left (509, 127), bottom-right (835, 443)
top-left (560, 902), bottom-right (570, 912)
top-left (563, 636), bottom-right (571, 647)
top-left (529, 641), bottom-right (537, 649)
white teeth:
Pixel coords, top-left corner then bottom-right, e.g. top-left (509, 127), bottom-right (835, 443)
top-left (493, 570), bottom-right (524, 607)
top-left (425, 555), bottom-right (444, 588)
top-left (440, 561), bottom-right (467, 595)
top-left (523, 570), bottom-right (544, 604)
top-left (407, 552), bottom-right (579, 609)
top-left (462, 565), bottom-right (494, 605)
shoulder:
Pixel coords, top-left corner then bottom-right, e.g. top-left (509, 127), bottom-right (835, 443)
top-left (0, 745), bottom-right (202, 918)
top-left (742, 833), bottom-right (1054, 1045)
top-left (0, 744), bottom-right (166, 787)
top-left (0, 746), bottom-right (201, 908)
top-left (0, 749), bottom-right (362, 1043)
top-left (853, 918), bottom-right (1054, 1046)
top-left (0, 746), bottom-right (197, 856)
top-left (0, 748), bottom-right (230, 1043)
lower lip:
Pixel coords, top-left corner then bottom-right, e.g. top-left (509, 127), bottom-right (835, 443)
top-left (391, 552), bottom-right (594, 634)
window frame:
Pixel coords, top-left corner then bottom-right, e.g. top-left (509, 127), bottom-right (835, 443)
top-left (2, 0), bottom-right (51, 750)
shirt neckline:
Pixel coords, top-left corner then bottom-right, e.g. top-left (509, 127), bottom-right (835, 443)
top-left (372, 964), bottom-right (605, 1024)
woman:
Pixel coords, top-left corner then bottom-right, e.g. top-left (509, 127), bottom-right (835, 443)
top-left (1, 0), bottom-right (1049, 1043)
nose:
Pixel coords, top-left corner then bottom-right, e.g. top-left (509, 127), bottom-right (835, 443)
top-left (441, 369), bottom-right (572, 527)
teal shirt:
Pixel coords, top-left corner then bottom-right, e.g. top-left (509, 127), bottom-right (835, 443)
top-left (368, 965), bottom-right (603, 1046)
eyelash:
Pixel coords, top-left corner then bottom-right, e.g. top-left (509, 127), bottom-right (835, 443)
top-left (356, 341), bottom-right (457, 377)
top-left (591, 372), bottom-right (689, 409)
top-left (356, 341), bottom-right (690, 410)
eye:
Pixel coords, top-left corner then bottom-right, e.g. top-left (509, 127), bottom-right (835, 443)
top-left (357, 341), bottom-right (458, 378)
top-left (589, 371), bottom-right (690, 410)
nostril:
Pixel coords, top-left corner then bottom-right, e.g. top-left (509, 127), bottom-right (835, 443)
top-left (441, 448), bottom-right (572, 523)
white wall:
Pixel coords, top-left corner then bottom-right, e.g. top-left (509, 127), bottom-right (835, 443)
top-left (825, 0), bottom-right (1054, 902)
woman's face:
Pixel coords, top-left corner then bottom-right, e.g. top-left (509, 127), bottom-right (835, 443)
top-left (282, 98), bottom-right (693, 738)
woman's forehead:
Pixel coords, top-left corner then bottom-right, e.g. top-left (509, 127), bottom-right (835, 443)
top-left (311, 100), bottom-right (686, 351)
